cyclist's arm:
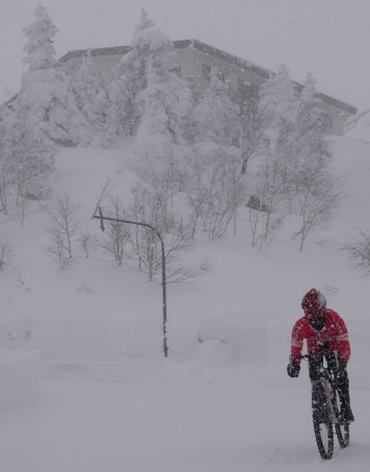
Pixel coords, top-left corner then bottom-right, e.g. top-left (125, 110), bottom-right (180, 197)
top-left (333, 312), bottom-right (351, 362)
top-left (291, 318), bottom-right (306, 361)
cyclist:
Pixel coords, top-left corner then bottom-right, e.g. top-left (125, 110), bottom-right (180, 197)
top-left (287, 288), bottom-right (354, 423)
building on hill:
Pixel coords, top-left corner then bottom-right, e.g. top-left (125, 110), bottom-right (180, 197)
top-left (59, 39), bottom-right (357, 137)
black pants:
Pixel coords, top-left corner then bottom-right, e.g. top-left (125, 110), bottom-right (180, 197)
top-left (308, 351), bottom-right (351, 409)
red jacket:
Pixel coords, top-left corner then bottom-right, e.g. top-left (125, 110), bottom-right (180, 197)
top-left (291, 308), bottom-right (351, 362)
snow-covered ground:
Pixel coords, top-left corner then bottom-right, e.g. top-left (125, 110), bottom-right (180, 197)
top-left (1, 136), bottom-right (370, 471)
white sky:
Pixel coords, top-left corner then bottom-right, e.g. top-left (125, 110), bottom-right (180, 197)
top-left (1, 0), bottom-right (370, 111)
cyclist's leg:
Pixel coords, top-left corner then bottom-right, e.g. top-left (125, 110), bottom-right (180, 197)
top-left (327, 351), bottom-right (354, 422)
top-left (308, 352), bottom-right (323, 381)
top-left (308, 353), bottom-right (324, 416)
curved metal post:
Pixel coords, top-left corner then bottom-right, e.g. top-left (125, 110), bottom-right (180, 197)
top-left (93, 208), bottom-right (168, 357)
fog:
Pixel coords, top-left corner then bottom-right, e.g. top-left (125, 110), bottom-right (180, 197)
top-left (1, 0), bottom-right (370, 110)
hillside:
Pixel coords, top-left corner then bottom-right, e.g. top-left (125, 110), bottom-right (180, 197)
top-left (1, 135), bottom-right (370, 470)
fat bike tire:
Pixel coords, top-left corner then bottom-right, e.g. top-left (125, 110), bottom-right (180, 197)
top-left (333, 391), bottom-right (350, 448)
top-left (335, 420), bottom-right (350, 448)
top-left (312, 386), bottom-right (334, 459)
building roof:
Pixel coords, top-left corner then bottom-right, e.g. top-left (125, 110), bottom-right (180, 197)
top-left (58, 39), bottom-right (357, 116)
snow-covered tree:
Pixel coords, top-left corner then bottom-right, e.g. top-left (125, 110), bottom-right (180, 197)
top-left (258, 71), bottom-right (329, 200)
top-left (292, 161), bottom-right (342, 251)
top-left (258, 64), bottom-right (297, 127)
top-left (161, 72), bottom-right (194, 144)
top-left (266, 71), bottom-right (342, 250)
top-left (184, 145), bottom-right (247, 239)
top-left (44, 194), bottom-right (84, 269)
top-left (135, 152), bottom-right (184, 233)
top-left (99, 197), bottom-right (129, 266)
top-left (295, 72), bottom-right (323, 140)
top-left (134, 11), bottom-right (193, 152)
top-left (248, 146), bottom-right (287, 248)
top-left (0, 239), bottom-right (13, 270)
top-left (237, 80), bottom-right (269, 174)
top-left (101, 11), bottom-right (151, 145)
top-left (71, 49), bottom-right (102, 136)
top-left (21, 3), bottom-right (58, 72)
top-left (0, 101), bottom-right (56, 219)
top-left (0, 110), bottom-right (14, 215)
top-left (123, 183), bottom-right (197, 282)
top-left (103, 10), bottom-right (193, 151)
top-left (94, 86), bottom-right (112, 134)
top-left (340, 228), bottom-right (370, 275)
top-left (16, 4), bottom-right (87, 146)
top-left (289, 72), bottom-right (328, 192)
top-left (4, 112), bottom-right (56, 202)
top-left (100, 78), bottom-right (131, 148)
top-left (193, 69), bottom-right (239, 147)
top-left (253, 65), bottom-right (299, 189)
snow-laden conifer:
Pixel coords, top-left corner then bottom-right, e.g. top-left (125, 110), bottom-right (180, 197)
top-left (71, 48), bottom-right (102, 142)
top-left (4, 112), bottom-right (56, 203)
top-left (193, 69), bottom-right (239, 147)
top-left (258, 64), bottom-right (298, 128)
top-left (278, 71), bottom-right (343, 251)
top-left (102, 9), bottom-right (193, 151)
top-left (16, 4), bottom-right (87, 146)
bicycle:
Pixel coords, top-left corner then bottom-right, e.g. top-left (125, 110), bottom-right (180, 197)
top-left (295, 353), bottom-right (350, 459)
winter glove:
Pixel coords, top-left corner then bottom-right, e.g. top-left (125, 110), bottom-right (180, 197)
top-left (287, 356), bottom-right (300, 378)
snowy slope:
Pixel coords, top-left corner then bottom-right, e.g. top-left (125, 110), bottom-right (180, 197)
top-left (1, 136), bottom-right (370, 470)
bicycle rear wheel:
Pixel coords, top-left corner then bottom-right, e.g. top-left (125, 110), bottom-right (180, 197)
top-left (312, 385), bottom-right (334, 459)
top-left (333, 391), bottom-right (350, 448)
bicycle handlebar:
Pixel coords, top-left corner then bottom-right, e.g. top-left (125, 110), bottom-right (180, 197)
top-left (292, 353), bottom-right (336, 380)
top-left (294, 348), bottom-right (336, 361)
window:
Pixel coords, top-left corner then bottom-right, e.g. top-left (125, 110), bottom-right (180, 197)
top-left (318, 113), bottom-right (333, 129)
top-left (202, 64), bottom-right (211, 81)
top-left (217, 71), bottom-right (225, 83)
top-left (238, 79), bottom-right (259, 99)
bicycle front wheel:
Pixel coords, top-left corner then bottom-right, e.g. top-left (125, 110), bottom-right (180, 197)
top-left (312, 385), bottom-right (334, 459)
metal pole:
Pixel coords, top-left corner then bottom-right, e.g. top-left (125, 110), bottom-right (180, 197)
top-left (93, 208), bottom-right (168, 357)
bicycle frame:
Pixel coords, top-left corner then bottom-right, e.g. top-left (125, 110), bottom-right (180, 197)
top-left (311, 366), bottom-right (337, 423)
top-left (295, 352), bottom-right (350, 459)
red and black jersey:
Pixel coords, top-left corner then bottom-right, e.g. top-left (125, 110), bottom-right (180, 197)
top-left (290, 308), bottom-right (351, 362)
